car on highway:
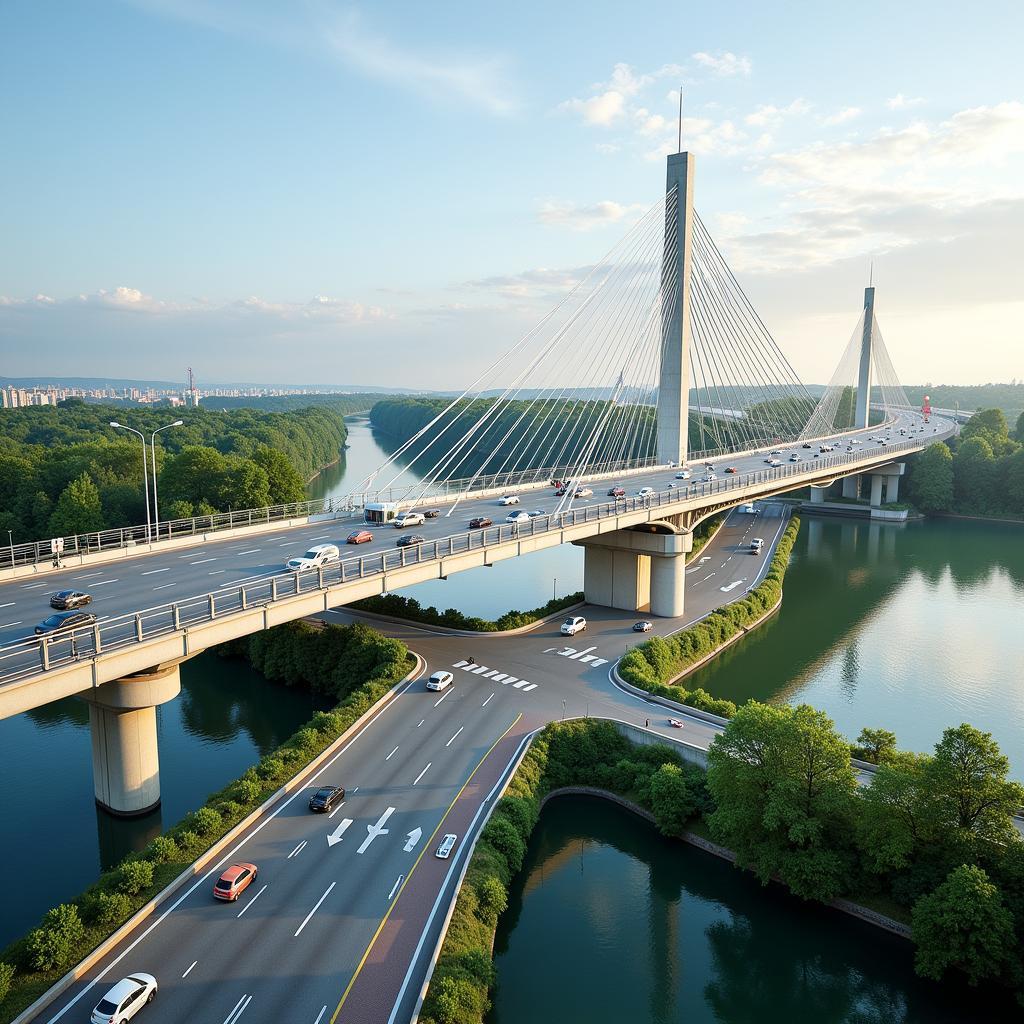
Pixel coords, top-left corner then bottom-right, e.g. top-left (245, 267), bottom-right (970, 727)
top-left (574, 487), bottom-right (593, 498)
top-left (423, 508), bottom-right (442, 518)
top-left (436, 833), bottom-right (458, 859)
top-left (740, 503), bottom-right (756, 513)
top-left (469, 516), bottom-right (492, 529)
top-left (633, 620), bottom-right (653, 632)
top-left (309, 785), bottom-right (345, 812)
top-left (498, 494), bottom-right (520, 506)
top-left (705, 472), bottom-right (717, 481)
top-left (286, 543), bottom-right (341, 571)
top-left (561, 615), bottom-right (587, 636)
top-left (607, 486), bottom-right (626, 496)
top-left (675, 470), bottom-right (691, 479)
top-left (724, 466), bottom-right (738, 474)
top-left (426, 670), bottom-right (454, 692)
top-left (637, 486), bottom-right (655, 497)
top-left (554, 485), bottom-right (569, 496)
top-left (48, 589), bottom-right (91, 610)
top-left (751, 537), bottom-right (764, 551)
top-left (506, 511), bottom-right (531, 524)
top-left (347, 530), bottom-right (374, 545)
top-left (34, 609), bottom-right (97, 636)
top-left (213, 862), bottom-right (258, 901)
top-left (396, 534), bottom-right (426, 547)
top-left (90, 973), bottom-right (157, 1024)
top-left (768, 459), bottom-right (782, 467)
top-left (789, 454), bottom-right (802, 462)
top-left (528, 509), bottom-right (547, 518)
top-left (394, 511), bottom-right (426, 528)
top-left (802, 443), bottom-right (812, 449)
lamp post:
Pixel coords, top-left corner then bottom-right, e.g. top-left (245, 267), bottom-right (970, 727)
top-left (7, 530), bottom-right (13, 569)
top-left (110, 422), bottom-right (151, 543)
top-left (150, 420), bottom-right (183, 539)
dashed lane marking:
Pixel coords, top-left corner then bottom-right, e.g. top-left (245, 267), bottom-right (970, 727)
top-left (413, 763), bottom-right (431, 786)
top-left (295, 883), bottom-right (335, 937)
top-left (182, 961), bottom-right (198, 978)
top-left (287, 840), bottom-right (308, 859)
top-left (141, 568), bottom-right (169, 576)
top-left (236, 884), bottom-right (267, 918)
top-left (0, 602), bottom-right (14, 609)
top-left (445, 726), bottom-right (464, 747)
top-left (482, 693), bottom-right (495, 707)
top-left (92, 579), bottom-right (118, 586)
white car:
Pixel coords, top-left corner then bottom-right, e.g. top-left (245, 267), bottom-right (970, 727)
top-left (637, 486), bottom-right (655, 497)
top-left (705, 472), bottom-right (717, 481)
top-left (768, 459), bottom-right (782, 467)
top-left (740, 503), bottom-right (756, 514)
top-left (436, 833), bottom-right (458, 859)
top-left (751, 537), bottom-right (764, 551)
top-left (286, 543), bottom-right (340, 571)
top-left (426, 670), bottom-right (454, 692)
top-left (394, 512), bottom-right (426, 528)
top-left (790, 454), bottom-right (801, 462)
top-left (573, 487), bottom-right (593, 498)
top-left (506, 511), bottom-right (531, 524)
top-left (498, 495), bottom-right (520, 506)
top-left (675, 469), bottom-right (691, 479)
top-left (91, 974), bottom-right (158, 1023)
top-left (561, 615), bottom-right (587, 636)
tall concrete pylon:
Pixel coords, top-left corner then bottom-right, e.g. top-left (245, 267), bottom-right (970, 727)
top-left (657, 152), bottom-right (695, 465)
top-left (855, 285), bottom-right (875, 429)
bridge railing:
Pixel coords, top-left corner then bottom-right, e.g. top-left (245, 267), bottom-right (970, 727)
top-left (0, 428), bottom-right (954, 685)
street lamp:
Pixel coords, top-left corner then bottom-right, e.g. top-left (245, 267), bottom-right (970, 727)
top-left (110, 422), bottom-right (152, 543)
top-left (150, 420), bottom-right (183, 538)
top-left (7, 530), bottom-right (13, 569)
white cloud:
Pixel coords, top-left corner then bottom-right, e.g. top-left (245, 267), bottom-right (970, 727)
top-left (692, 51), bottom-right (752, 77)
top-left (559, 90), bottom-right (626, 126)
top-left (822, 106), bottom-right (862, 126)
top-left (745, 98), bottom-right (811, 128)
top-left (536, 199), bottom-right (646, 231)
top-left (887, 93), bottom-right (925, 110)
top-left (463, 266), bottom-right (594, 298)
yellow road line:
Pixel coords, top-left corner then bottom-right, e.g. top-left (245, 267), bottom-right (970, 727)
top-left (330, 711), bottom-right (524, 1023)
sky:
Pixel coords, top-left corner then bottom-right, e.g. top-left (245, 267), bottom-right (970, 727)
top-left (1, 0), bottom-right (1022, 388)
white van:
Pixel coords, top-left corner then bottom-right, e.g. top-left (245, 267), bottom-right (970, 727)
top-left (285, 543), bottom-right (340, 571)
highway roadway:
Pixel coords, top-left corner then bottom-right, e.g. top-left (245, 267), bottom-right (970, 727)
top-left (0, 411), bottom-right (948, 686)
top-left (28, 504), bottom-right (786, 1024)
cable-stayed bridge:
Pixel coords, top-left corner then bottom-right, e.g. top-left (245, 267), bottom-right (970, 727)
top-left (0, 150), bottom-right (955, 816)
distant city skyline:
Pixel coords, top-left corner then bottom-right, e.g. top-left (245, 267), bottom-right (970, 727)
top-left (2, 0), bottom-right (1022, 387)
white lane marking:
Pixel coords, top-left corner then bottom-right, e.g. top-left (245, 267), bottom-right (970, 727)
top-left (313, 1008), bottom-right (328, 1024)
top-left (182, 960), bottom-right (198, 978)
top-left (482, 693), bottom-right (495, 707)
top-left (0, 602), bottom-right (15, 609)
top-left (179, 551), bottom-right (205, 558)
top-left (295, 882), bottom-right (336, 936)
top-left (236, 884), bottom-right (267, 918)
top-left (388, 875), bottom-right (404, 900)
top-left (236, 548), bottom-right (262, 556)
top-left (385, 745), bottom-right (399, 761)
top-left (208, 569), bottom-right (226, 575)
top-left (433, 691), bottom-right (450, 707)
top-left (417, 719), bottom-right (425, 728)
top-left (490, 673), bottom-right (508, 682)
top-left (413, 763), bottom-right (431, 786)
top-left (721, 561), bottom-right (729, 568)
top-left (501, 676), bottom-right (518, 686)
top-left (190, 558), bottom-right (216, 565)
top-left (141, 568), bottom-right (169, 576)
top-left (0, 621), bottom-right (22, 628)
top-left (92, 579), bottom-right (119, 586)
top-left (327, 819), bottom-right (354, 847)
top-left (287, 840), bottom-right (308, 859)
top-left (328, 801), bottom-right (346, 819)
top-left (357, 807), bottom-right (395, 854)
top-left (223, 993), bottom-right (252, 1024)
top-left (480, 669), bottom-right (499, 678)
top-left (699, 573), bottom-right (715, 583)
top-left (452, 659), bottom-right (470, 668)
top-left (39, 668), bottom-right (423, 1023)
top-left (445, 726), bottom-right (464, 747)
top-left (20, 583), bottom-right (46, 589)
top-left (719, 579), bottom-right (745, 593)
top-left (470, 665), bottom-right (490, 674)
top-left (512, 680), bottom-right (533, 689)
top-left (309, 534), bottom-right (332, 540)
top-left (73, 572), bottom-right (104, 579)
top-left (521, 683), bottom-right (538, 692)
top-left (153, 583), bottom-right (176, 591)
top-left (278, 542), bottom-right (295, 547)
top-left (404, 827), bottom-right (422, 852)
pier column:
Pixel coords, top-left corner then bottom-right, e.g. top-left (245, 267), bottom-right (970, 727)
top-left (886, 474), bottom-right (900, 503)
top-left (82, 664), bottom-right (181, 817)
top-left (810, 485), bottom-right (826, 504)
top-left (842, 476), bottom-right (859, 500)
top-left (869, 474), bottom-right (884, 508)
top-left (582, 546), bottom-right (651, 612)
top-left (650, 555), bottom-right (686, 618)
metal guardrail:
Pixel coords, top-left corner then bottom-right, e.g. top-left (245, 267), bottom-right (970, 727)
top-left (0, 426), bottom-right (953, 685)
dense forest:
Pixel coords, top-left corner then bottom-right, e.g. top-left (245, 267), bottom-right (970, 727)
top-left (906, 408), bottom-right (1024, 517)
top-left (200, 393), bottom-right (403, 414)
top-left (0, 401), bottom-right (348, 543)
top-left (903, 383), bottom-right (1024, 423)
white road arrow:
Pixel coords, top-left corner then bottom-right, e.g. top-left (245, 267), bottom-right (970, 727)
top-left (404, 827), bottom-right (423, 852)
top-left (357, 806), bottom-right (396, 854)
top-left (719, 579), bottom-right (746, 593)
top-left (327, 818), bottom-right (353, 847)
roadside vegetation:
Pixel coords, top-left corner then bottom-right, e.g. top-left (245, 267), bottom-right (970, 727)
top-left (0, 621), bottom-right (411, 1024)
top-left (351, 592), bottom-right (584, 632)
top-left (0, 400), bottom-right (348, 543)
top-left (422, 713), bottom-right (1024, 1024)
top-left (906, 408), bottom-right (1024, 517)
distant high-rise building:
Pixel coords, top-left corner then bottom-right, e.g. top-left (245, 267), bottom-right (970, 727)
top-left (183, 366), bottom-right (201, 408)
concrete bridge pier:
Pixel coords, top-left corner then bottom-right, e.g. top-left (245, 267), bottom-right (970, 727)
top-left (81, 663), bottom-right (182, 817)
top-left (576, 522), bottom-right (693, 618)
top-left (841, 476), bottom-right (859, 500)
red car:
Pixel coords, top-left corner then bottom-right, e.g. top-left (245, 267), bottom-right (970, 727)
top-left (469, 517), bottom-right (492, 529)
top-left (213, 862), bottom-right (258, 901)
top-left (347, 530), bottom-right (373, 544)
top-left (607, 486), bottom-right (625, 497)
top-left (724, 467), bottom-right (738, 474)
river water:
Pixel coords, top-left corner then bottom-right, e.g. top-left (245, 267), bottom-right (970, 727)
top-left (489, 796), bottom-right (1017, 1023)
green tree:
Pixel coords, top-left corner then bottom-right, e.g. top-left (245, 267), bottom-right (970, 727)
top-left (649, 762), bottom-right (696, 835)
top-left (706, 702), bottom-right (858, 901)
top-left (1003, 447), bottom-right (1024, 512)
top-left (857, 751), bottom-right (934, 873)
top-left (159, 445), bottom-right (229, 509)
top-left (911, 864), bottom-right (1015, 985)
top-left (27, 904), bottom-right (85, 971)
top-left (852, 726), bottom-right (898, 764)
top-left (47, 472), bottom-right (104, 537)
top-left (0, 961), bottom-right (13, 1003)
top-left (217, 458), bottom-right (272, 511)
top-left (1015, 410), bottom-right (1024, 442)
top-left (953, 436), bottom-right (996, 511)
top-left (961, 407), bottom-right (1011, 451)
top-left (907, 443), bottom-right (954, 514)
top-left (253, 446), bottom-right (306, 504)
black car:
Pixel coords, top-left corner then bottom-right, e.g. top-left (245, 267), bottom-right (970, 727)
top-left (49, 590), bottom-right (91, 610)
top-left (309, 785), bottom-right (345, 812)
top-left (34, 610), bottom-right (97, 636)
top-left (396, 534), bottom-right (426, 547)
top-left (802, 443), bottom-right (812, 449)
top-left (469, 517), bottom-right (492, 529)
top-left (423, 509), bottom-right (442, 518)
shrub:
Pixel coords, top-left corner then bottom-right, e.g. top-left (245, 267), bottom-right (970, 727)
top-left (93, 891), bottom-right (133, 927)
top-left (481, 816), bottom-right (527, 877)
top-left (27, 904), bottom-right (85, 972)
top-left (231, 777), bottom-right (263, 804)
top-left (0, 962), bottom-right (14, 1003)
top-left (185, 806), bottom-right (221, 837)
top-left (475, 876), bottom-right (508, 923)
top-left (176, 829), bottom-right (200, 854)
top-left (117, 859), bottom-right (154, 896)
top-left (217, 800), bottom-right (243, 820)
top-left (429, 975), bottom-right (489, 1024)
top-left (145, 835), bottom-right (179, 864)
top-left (257, 756), bottom-right (285, 781)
